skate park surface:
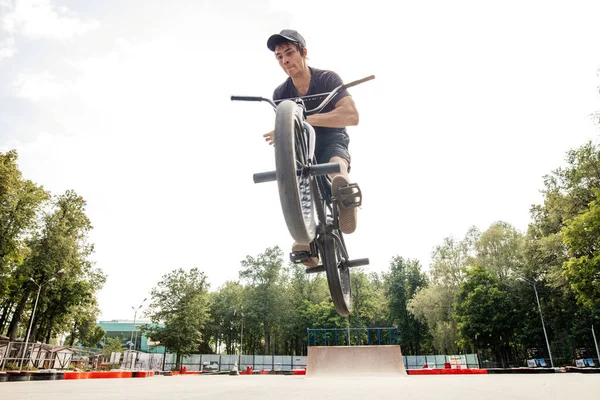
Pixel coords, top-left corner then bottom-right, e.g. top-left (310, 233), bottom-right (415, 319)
top-left (2, 374), bottom-right (599, 400)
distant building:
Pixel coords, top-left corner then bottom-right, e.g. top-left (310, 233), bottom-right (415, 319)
top-left (97, 320), bottom-right (165, 353)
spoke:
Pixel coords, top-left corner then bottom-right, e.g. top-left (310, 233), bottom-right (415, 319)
top-left (294, 121), bottom-right (308, 165)
top-left (296, 142), bottom-right (306, 166)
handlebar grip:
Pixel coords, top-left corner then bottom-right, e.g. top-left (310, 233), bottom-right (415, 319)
top-left (231, 96), bottom-right (264, 102)
top-left (253, 171), bottom-right (277, 183)
top-left (343, 75), bottom-right (375, 90)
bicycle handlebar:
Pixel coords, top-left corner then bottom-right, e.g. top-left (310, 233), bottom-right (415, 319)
top-left (230, 96), bottom-right (277, 108)
top-left (342, 75), bottom-right (375, 90)
top-left (230, 95), bottom-right (264, 102)
top-left (304, 75), bottom-right (375, 115)
top-left (230, 74), bottom-right (375, 115)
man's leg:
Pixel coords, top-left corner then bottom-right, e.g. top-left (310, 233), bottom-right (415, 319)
top-left (328, 156), bottom-right (350, 182)
top-left (292, 157), bottom-right (352, 267)
top-left (329, 156), bottom-right (358, 235)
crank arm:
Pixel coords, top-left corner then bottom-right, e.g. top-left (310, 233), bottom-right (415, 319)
top-left (305, 258), bottom-right (369, 274)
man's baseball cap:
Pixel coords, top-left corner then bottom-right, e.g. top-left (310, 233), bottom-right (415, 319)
top-left (267, 29), bottom-right (306, 51)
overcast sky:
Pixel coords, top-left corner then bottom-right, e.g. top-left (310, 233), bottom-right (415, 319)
top-left (1, 0), bottom-right (599, 321)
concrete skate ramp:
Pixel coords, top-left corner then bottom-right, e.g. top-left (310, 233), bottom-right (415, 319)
top-left (306, 345), bottom-right (407, 377)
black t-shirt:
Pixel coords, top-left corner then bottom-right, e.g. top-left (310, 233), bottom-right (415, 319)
top-left (272, 67), bottom-right (351, 138)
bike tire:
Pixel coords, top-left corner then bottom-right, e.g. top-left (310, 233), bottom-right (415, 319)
top-left (274, 100), bottom-right (316, 244)
top-left (323, 234), bottom-right (352, 316)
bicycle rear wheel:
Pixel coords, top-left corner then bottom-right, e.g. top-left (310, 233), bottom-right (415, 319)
top-left (323, 234), bottom-right (352, 316)
top-left (274, 100), bottom-right (316, 244)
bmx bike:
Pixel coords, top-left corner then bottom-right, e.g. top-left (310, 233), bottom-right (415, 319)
top-left (231, 75), bottom-right (374, 316)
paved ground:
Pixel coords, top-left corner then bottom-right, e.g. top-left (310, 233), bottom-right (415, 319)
top-left (1, 374), bottom-right (599, 400)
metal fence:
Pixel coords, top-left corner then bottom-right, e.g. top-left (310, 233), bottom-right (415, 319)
top-left (404, 354), bottom-right (480, 369)
top-left (161, 352), bottom-right (481, 371)
top-left (307, 327), bottom-right (399, 347)
top-left (120, 350), bottom-right (164, 371)
top-left (0, 341), bottom-right (103, 370)
top-left (162, 354), bottom-right (308, 372)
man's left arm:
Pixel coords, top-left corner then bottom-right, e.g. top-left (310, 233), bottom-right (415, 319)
top-left (305, 96), bottom-right (359, 128)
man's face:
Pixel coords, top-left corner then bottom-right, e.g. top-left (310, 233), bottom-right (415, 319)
top-left (274, 42), bottom-right (306, 77)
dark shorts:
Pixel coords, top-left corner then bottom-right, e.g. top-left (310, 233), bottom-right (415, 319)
top-left (314, 130), bottom-right (351, 172)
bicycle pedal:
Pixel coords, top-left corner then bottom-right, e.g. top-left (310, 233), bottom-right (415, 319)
top-left (290, 250), bottom-right (312, 263)
top-left (338, 183), bottom-right (362, 208)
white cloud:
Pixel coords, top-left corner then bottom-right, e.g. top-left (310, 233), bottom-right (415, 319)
top-left (2, 0), bottom-right (99, 40)
top-left (0, 1), bottom-right (14, 59)
top-left (0, 0), bottom-right (98, 61)
top-left (0, 35), bottom-right (14, 59)
top-left (13, 70), bottom-right (65, 101)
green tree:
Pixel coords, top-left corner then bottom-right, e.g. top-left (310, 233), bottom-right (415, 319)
top-left (239, 247), bottom-right (287, 354)
top-left (408, 229), bottom-right (476, 353)
top-left (522, 141), bottom-right (600, 359)
top-left (143, 268), bottom-right (211, 368)
top-left (83, 326), bottom-right (107, 348)
top-left (103, 336), bottom-right (126, 359)
top-left (562, 190), bottom-right (600, 311)
top-left (65, 303), bottom-right (105, 347)
top-left (349, 271), bottom-right (387, 329)
top-left (474, 222), bottom-right (524, 282)
top-left (5, 190), bottom-right (103, 342)
top-left (454, 265), bottom-right (520, 365)
top-left (384, 257), bottom-right (428, 354)
top-left (430, 227), bottom-right (478, 287)
top-left (209, 281), bottom-right (245, 354)
top-left (0, 150), bottom-right (48, 333)
top-left (408, 285), bottom-right (457, 354)
top-left (281, 263), bottom-right (331, 354)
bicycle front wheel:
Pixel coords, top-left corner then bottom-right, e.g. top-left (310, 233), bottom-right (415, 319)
top-left (274, 100), bottom-right (316, 244)
top-left (323, 234), bottom-right (352, 316)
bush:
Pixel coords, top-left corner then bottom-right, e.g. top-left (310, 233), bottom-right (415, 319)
top-left (4, 362), bottom-right (19, 371)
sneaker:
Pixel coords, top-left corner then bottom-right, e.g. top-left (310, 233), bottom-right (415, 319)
top-left (331, 175), bottom-right (359, 234)
top-left (292, 242), bottom-right (319, 268)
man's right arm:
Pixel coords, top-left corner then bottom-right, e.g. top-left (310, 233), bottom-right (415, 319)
top-left (263, 89), bottom-right (280, 146)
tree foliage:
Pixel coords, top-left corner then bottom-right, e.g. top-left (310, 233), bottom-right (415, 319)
top-left (0, 151), bottom-right (104, 345)
top-left (384, 257), bottom-right (428, 354)
top-left (408, 229), bottom-right (475, 353)
top-left (143, 268), bottom-right (211, 367)
top-left (562, 189), bottom-right (600, 310)
top-left (454, 265), bottom-right (520, 360)
top-left (103, 336), bottom-right (125, 359)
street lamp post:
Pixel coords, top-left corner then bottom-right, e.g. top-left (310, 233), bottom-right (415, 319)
top-left (129, 298), bottom-right (146, 352)
top-left (234, 306), bottom-right (244, 369)
top-left (240, 306), bottom-right (244, 357)
top-left (519, 277), bottom-right (554, 368)
top-left (19, 269), bottom-right (64, 369)
top-left (593, 325), bottom-right (600, 366)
